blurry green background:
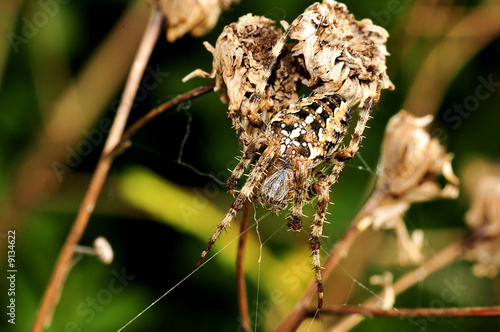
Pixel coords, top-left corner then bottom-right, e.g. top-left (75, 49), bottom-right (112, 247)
top-left (1, 0), bottom-right (500, 331)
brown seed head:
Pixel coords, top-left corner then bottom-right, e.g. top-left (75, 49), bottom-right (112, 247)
top-left (158, 0), bottom-right (238, 42)
top-left (213, 15), bottom-right (302, 126)
top-left (377, 110), bottom-right (459, 200)
top-left (361, 110), bottom-right (459, 265)
top-left (289, 0), bottom-right (395, 108)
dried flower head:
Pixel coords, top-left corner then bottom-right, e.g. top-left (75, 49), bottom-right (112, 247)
top-left (289, 0), bottom-right (395, 107)
top-left (185, 0), bottom-right (394, 143)
top-left (158, 0), bottom-right (238, 42)
top-left (376, 110), bottom-right (459, 199)
top-left (359, 110), bottom-right (459, 265)
top-left (184, 14), bottom-right (303, 140)
top-left (464, 175), bottom-right (500, 278)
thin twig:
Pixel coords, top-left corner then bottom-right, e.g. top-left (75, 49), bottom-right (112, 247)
top-left (307, 304), bottom-right (500, 318)
top-left (30, 7), bottom-right (164, 332)
top-left (237, 201), bottom-right (252, 332)
top-left (276, 187), bottom-right (387, 332)
top-left (0, 2), bottom-right (150, 236)
top-left (329, 233), bottom-right (480, 332)
top-left (109, 80), bottom-right (215, 157)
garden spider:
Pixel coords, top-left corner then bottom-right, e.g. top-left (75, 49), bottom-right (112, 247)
top-left (195, 0), bottom-right (393, 308)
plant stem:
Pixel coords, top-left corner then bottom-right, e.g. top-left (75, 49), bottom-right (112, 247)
top-left (276, 188), bottom-right (387, 332)
top-left (30, 7), bottom-right (164, 332)
top-left (109, 81), bottom-right (215, 157)
top-left (237, 201), bottom-right (252, 332)
top-left (307, 305), bottom-right (500, 318)
top-left (329, 233), bottom-right (479, 332)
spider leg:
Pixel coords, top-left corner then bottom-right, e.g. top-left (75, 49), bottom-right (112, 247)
top-left (307, 163), bottom-right (345, 308)
top-left (308, 93), bottom-right (375, 304)
top-left (198, 142), bottom-right (280, 266)
top-left (226, 134), bottom-right (267, 195)
top-left (248, 14), bottom-right (304, 112)
top-left (228, 109), bottom-right (252, 144)
top-left (287, 160), bottom-right (309, 231)
top-left (334, 96), bottom-right (375, 162)
top-left (230, 16), bottom-right (305, 142)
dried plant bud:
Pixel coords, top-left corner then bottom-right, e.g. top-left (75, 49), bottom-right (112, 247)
top-left (376, 110), bottom-right (459, 199)
top-left (184, 14), bottom-right (303, 139)
top-left (370, 272), bottom-right (395, 309)
top-left (360, 110), bottom-right (459, 265)
top-left (93, 236), bottom-right (114, 264)
top-left (289, 0), bottom-right (395, 107)
top-left (211, 15), bottom-right (302, 128)
top-left (74, 236), bottom-right (114, 264)
top-left (184, 1), bottom-right (394, 144)
top-left (158, 0), bottom-right (238, 42)
top-left (463, 175), bottom-right (500, 278)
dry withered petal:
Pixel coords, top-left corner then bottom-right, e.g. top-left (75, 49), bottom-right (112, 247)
top-left (184, 14), bottom-right (303, 141)
top-left (158, 0), bottom-right (238, 42)
top-left (184, 0), bottom-right (395, 143)
top-left (359, 110), bottom-right (459, 265)
top-left (289, 0), bottom-right (395, 108)
top-left (376, 110), bottom-right (459, 199)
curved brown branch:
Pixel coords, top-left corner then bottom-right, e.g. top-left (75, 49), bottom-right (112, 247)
top-left (0, 1), bottom-right (150, 237)
top-left (109, 80), bottom-right (215, 157)
top-left (307, 304), bottom-right (500, 318)
top-left (237, 201), bottom-right (252, 332)
top-left (30, 7), bottom-right (164, 332)
top-left (329, 233), bottom-right (480, 332)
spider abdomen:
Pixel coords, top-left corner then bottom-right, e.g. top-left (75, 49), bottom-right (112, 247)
top-left (260, 162), bottom-right (293, 212)
top-left (268, 93), bottom-right (351, 165)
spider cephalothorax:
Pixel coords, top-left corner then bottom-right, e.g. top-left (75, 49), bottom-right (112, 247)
top-left (191, 0), bottom-right (394, 308)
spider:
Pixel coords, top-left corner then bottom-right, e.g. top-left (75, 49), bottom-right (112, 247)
top-left (195, 0), bottom-right (393, 308)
